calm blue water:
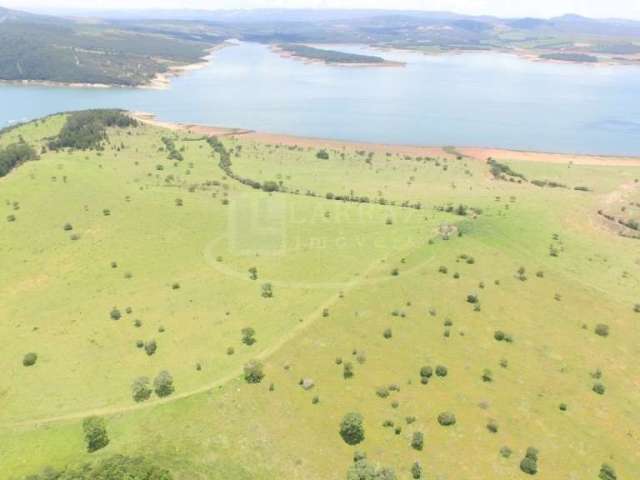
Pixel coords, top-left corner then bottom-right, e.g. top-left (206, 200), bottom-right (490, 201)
top-left (2, 42), bottom-right (640, 155)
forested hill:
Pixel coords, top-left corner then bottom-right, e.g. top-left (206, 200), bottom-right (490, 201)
top-left (0, 7), bottom-right (220, 87)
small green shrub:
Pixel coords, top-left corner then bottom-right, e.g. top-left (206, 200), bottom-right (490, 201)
top-left (131, 376), bottom-right (152, 402)
top-left (383, 328), bottom-right (393, 339)
top-left (241, 327), bottom-right (256, 345)
top-left (411, 461), bottom-right (423, 479)
top-left (594, 324), bottom-right (609, 337)
top-left (144, 340), bottom-right (157, 356)
top-left (22, 352), bottom-right (38, 367)
top-left (593, 382), bottom-right (606, 395)
top-left (435, 365), bottom-right (448, 377)
top-left (261, 283), bottom-right (273, 298)
top-left (110, 307), bottom-right (121, 320)
top-left (486, 419), bottom-right (498, 433)
top-left (437, 412), bottom-right (456, 426)
top-left (500, 446), bottom-right (512, 458)
top-left (599, 463), bottom-right (617, 480)
top-left (244, 360), bottom-right (265, 384)
top-left (420, 366), bottom-right (433, 378)
top-left (376, 386), bottom-right (390, 398)
top-left (343, 361), bottom-right (354, 379)
top-left (153, 370), bottom-right (175, 397)
top-left (411, 431), bottom-right (424, 451)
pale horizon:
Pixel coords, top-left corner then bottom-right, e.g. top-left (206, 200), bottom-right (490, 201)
top-left (3, 0), bottom-right (640, 21)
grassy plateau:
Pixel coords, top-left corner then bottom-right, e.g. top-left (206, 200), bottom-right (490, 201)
top-left (0, 111), bottom-right (639, 479)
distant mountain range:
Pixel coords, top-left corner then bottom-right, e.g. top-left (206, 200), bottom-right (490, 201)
top-left (0, 5), bottom-right (639, 87)
top-left (18, 7), bottom-right (640, 36)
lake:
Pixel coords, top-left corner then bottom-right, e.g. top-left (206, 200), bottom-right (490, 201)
top-left (2, 41), bottom-right (640, 156)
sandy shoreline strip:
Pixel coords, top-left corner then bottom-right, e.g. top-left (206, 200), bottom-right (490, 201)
top-left (131, 112), bottom-right (640, 166)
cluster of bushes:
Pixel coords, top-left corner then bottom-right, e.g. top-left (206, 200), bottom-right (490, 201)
top-left (531, 179), bottom-right (568, 189)
top-left (494, 330), bottom-right (514, 343)
top-left (0, 140), bottom-right (38, 177)
top-left (597, 210), bottom-right (640, 235)
top-left (519, 447), bottom-right (539, 475)
top-left (24, 454), bottom-right (173, 479)
top-left (49, 110), bottom-right (137, 151)
top-left (208, 137), bottom-right (274, 191)
top-left (487, 158), bottom-right (526, 181)
top-left (161, 136), bottom-right (183, 161)
top-left (131, 371), bottom-right (174, 402)
top-left (346, 451), bottom-right (396, 480)
top-left (208, 137), bottom-right (422, 210)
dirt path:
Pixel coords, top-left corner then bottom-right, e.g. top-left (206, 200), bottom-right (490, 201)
top-left (459, 147), bottom-right (640, 167)
top-left (131, 112), bottom-right (253, 137)
top-left (602, 180), bottom-right (640, 206)
top-left (8, 253), bottom-right (389, 429)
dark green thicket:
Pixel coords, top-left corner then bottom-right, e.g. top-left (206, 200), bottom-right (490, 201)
top-left (339, 412), bottom-right (365, 445)
top-left (487, 158), bottom-right (526, 181)
top-left (82, 416), bottom-right (109, 453)
top-left (49, 110), bottom-right (137, 151)
top-left (23, 454), bottom-right (173, 480)
top-left (0, 140), bottom-right (38, 177)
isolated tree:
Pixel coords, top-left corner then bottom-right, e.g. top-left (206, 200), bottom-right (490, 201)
top-left (316, 149), bottom-right (329, 160)
top-left (83, 416), bottom-right (109, 453)
top-left (343, 361), bottom-right (354, 379)
top-left (144, 340), bottom-right (157, 356)
top-left (244, 360), bottom-right (265, 383)
top-left (594, 324), bottom-right (609, 337)
top-left (340, 412), bottom-right (365, 445)
top-left (241, 327), bottom-right (256, 346)
top-left (131, 376), bottom-right (152, 402)
top-left (411, 431), bottom-right (424, 451)
top-left (411, 462), bottom-right (423, 479)
top-left (437, 412), bottom-right (456, 426)
top-left (261, 283), bottom-right (273, 298)
top-left (153, 370), bottom-right (175, 397)
top-left (599, 463), bottom-right (617, 480)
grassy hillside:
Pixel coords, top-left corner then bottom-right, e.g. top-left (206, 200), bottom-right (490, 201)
top-left (1, 112), bottom-right (639, 479)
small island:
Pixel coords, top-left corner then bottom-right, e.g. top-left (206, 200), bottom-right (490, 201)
top-left (539, 52), bottom-right (599, 63)
top-left (275, 44), bottom-right (404, 67)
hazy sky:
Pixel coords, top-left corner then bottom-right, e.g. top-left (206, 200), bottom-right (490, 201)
top-left (5, 0), bottom-right (640, 20)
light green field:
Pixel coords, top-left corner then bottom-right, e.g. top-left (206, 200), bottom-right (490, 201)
top-left (1, 113), bottom-right (639, 479)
